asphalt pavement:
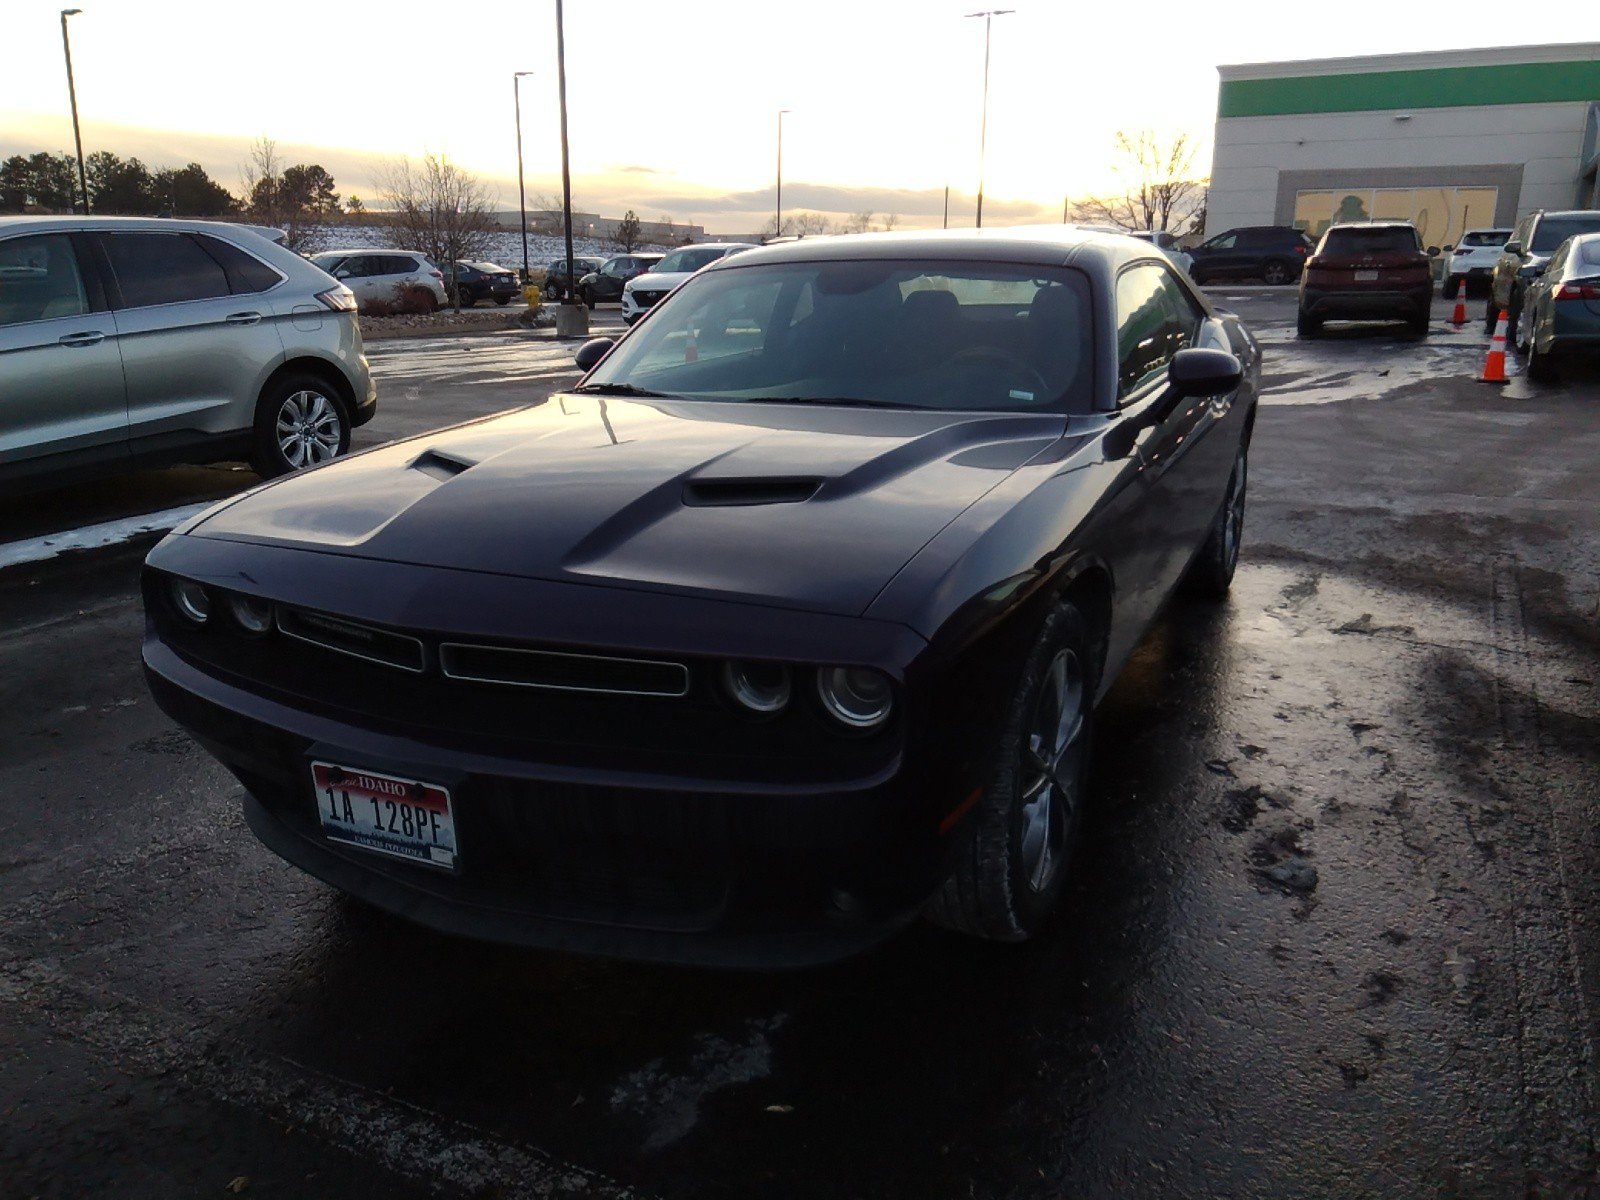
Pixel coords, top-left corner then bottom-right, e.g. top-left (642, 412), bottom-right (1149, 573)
top-left (3, 291), bottom-right (1599, 1198)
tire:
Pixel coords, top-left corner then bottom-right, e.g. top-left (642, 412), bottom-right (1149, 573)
top-left (1505, 288), bottom-right (1523, 349)
top-left (1184, 446), bottom-right (1248, 599)
top-left (250, 372), bottom-right (352, 478)
top-left (1513, 302), bottom-right (1536, 356)
top-left (1441, 274), bottom-right (1461, 299)
top-left (581, 286), bottom-right (595, 311)
top-left (1527, 329), bottom-right (1558, 383)
top-left (1190, 268), bottom-right (1210, 287)
top-left (494, 296), bottom-right (510, 306)
top-left (543, 283), bottom-right (560, 301)
top-left (924, 601), bottom-right (1093, 942)
top-left (1296, 310), bottom-right (1322, 338)
top-left (1406, 308), bottom-right (1430, 337)
top-left (1484, 297), bottom-right (1500, 335)
top-left (1261, 258), bottom-right (1293, 285)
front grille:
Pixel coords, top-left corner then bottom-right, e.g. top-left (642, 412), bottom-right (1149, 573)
top-left (633, 290), bottom-right (664, 306)
top-left (277, 607), bottom-right (425, 673)
top-left (439, 643), bottom-right (689, 697)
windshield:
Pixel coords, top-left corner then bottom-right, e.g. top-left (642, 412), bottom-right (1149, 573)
top-left (1459, 231), bottom-right (1509, 248)
top-left (1532, 215), bottom-right (1600, 253)
top-left (584, 258), bottom-right (1096, 413)
top-left (656, 247), bottom-right (734, 274)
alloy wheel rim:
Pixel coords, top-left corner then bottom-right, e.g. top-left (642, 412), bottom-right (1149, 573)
top-left (275, 390), bottom-right (342, 469)
top-left (1222, 454), bottom-right (1247, 567)
top-left (1264, 263), bottom-right (1289, 284)
top-left (1019, 648), bottom-right (1086, 894)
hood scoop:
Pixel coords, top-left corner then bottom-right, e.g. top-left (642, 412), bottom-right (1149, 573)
top-left (682, 477), bottom-right (822, 507)
top-left (411, 448), bottom-right (477, 482)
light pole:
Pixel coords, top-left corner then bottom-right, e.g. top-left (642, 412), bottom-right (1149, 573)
top-left (60, 8), bottom-right (88, 215)
top-left (776, 109), bottom-right (790, 239)
top-left (513, 70), bottom-right (533, 283)
top-left (964, 9), bottom-right (1012, 229)
top-left (552, 0), bottom-right (586, 334)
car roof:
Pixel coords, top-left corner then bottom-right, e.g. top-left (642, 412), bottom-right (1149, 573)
top-left (312, 247), bottom-right (428, 257)
top-left (1535, 210), bottom-right (1600, 219)
top-left (675, 242), bottom-right (758, 251)
top-left (1324, 221), bottom-right (1416, 230)
top-left (0, 214), bottom-right (272, 238)
top-left (701, 225), bottom-right (1160, 273)
top-left (1462, 228), bottom-right (1513, 234)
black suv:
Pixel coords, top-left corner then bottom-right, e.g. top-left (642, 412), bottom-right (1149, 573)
top-left (448, 261), bottom-right (520, 307)
top-left (542, 256), bottom-right (605, 302)
top-left (1485, 209), bottom-right (1600, 334)
top-left (577, 253), bottom-right (664, 308)
top-left (1188, 226), bottom-right (1314, 285)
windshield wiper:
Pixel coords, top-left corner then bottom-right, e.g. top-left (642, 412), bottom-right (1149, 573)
top-left (569, 382), bottom-right (672, 398)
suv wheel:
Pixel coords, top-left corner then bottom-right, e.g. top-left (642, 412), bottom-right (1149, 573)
top-left (251, 374), bottom-right (352, 478)
top-left (1261, 259), bottom-right (1292, 285)
top-left (581, 286), bottom-right (596, 310)
top-left (1484, 297), bottom-right (1501, 335)
top-left (1296, 310), bottom-right (1322, 337)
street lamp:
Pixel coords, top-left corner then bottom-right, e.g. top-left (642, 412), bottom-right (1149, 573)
top-left (964, 9), bottom-right (1013, 229)
top-left (776, 109), bottom-right (791, 239)
top-left (60, 8), bottom-right (88, 215)
top-left (513, 70), bottom-right (534, 283)
top-left (552, 0), bottom-right (587, 334)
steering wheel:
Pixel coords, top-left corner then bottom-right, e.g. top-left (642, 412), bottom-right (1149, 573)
top-left (946, 346), bottom-right (1051, 405)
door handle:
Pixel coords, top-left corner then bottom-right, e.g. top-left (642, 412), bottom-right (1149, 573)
top-left (225, 312), bottom-right (263, 326)
top-left (57, 331), bottom-right (105, 347)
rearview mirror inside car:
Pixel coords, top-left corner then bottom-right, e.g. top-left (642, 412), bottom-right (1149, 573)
top-left (574, 337), bottom-right (616, 373)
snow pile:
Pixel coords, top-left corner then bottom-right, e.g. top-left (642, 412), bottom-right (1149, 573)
top-left (300, 224), bottom-right (672, 267)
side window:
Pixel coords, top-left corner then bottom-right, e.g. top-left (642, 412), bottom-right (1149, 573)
top-left (194, 235), bottom-right (283, 294)
top-left (0, 234), bottom-right (89, 326)
top-left (386, 256), bottom-right (418, 275)
top-left (1116, 265), bottom-right (1186, 401)
top-left (1513, 218), bottom-right (1533, 249)
top-left (103, 232), bottom-right (230, 308)
top-left (1204, 233), bottom-right (1236, 251)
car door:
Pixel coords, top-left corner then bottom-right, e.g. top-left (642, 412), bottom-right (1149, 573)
top-left (1100, 262), bottom-right (1227, 637)
top-left (99, 230), bottom-right (287, 450)
top-left (1194, 231), bottom-right (1237, 277)
top-left (0, 230), bottom-right (129, 476)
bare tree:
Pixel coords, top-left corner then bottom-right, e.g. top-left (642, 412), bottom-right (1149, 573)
top-left (613, 209), bottom-right (642, 252)
top-left (877, 213), bottom-right (900, 233)
top-left (841, 211), bottom-right (875, 235)
top-left (527, 190), bottom-right (564, 236)
top-left (1075, 131), bottom-right (1208, 234)
top-left (377, 154), bottom-right (499, 313)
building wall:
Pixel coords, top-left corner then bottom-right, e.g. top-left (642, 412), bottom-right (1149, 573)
top-left (1205, 44), bottom-right (1600, 239)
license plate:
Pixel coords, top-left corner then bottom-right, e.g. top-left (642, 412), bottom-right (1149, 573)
top-left (1354, 270), bottom-right (1379, 281)
top-left (312, 761), bottom-right (458, 871)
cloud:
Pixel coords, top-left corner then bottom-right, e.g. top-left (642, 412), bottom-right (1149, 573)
top-left (611, 164), bottom-right (662, 175)
top-left (639, 181), bottom-right (1050, 224)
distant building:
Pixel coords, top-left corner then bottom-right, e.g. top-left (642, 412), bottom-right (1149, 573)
top-left (1206, 43), bottom-right (1600, 245)
top-left (492, 210), bottom-right (705, 245)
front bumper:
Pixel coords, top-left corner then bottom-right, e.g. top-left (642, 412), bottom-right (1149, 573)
top-left (1301, 285), bottom-right (1431, 320)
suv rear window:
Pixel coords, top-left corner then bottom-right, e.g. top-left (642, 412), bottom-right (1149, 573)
top-left (1531, 214), bottom-right (1600, 253)
top-left (1459, 231), bottom-right (1509, 248)
top-left (1321, 227), bottom-right (1419, 255)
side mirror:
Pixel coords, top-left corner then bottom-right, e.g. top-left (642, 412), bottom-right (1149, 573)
top-left (1505, 240), bottom-right (1523, 256)
top-left (1167, 348), bottom-right (1243, 401)
top-left (1427, 246), bottom-right (1441, 257)
top-left (333, 268), bottom-right (351, 279)
top-left (1443, 244), bottom-right (1455, 253)
top-left (574, 337), bottom-right (615, 373)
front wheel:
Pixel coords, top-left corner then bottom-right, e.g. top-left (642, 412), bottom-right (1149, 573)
top-left (250, 374), bottom-right (352, 478)
top-left (1184, 447), bottom-right (1247, 598)
top-left (494, 296), bottom-right (510, 306)
top-left (1261, 259), bottom-right (1293, 285)
top-left (925, 601), bottom-right (1093, 942)
top-left (1527, 330), bottom-right (1559, 383)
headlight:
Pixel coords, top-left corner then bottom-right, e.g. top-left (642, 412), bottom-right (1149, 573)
top-left (228, 593), bottom-right (274, 635)
top-left (169, 578), bottom-right (211, 624)
top-left (817, 667), bottom-right (893, 729)
top-left (722, 661), bottom-right (792, 714)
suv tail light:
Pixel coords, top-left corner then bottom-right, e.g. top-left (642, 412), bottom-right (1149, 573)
top-left (1556, 282), bottom-right (1600, 301)
top-left (429, 268), bottom-right (444, 280)
top-left (1294, 244), bottom-right (1309, 255)
top-left (314, 285), bottom-right (358, 313)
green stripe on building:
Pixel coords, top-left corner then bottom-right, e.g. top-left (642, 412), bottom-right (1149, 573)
top-left (1219, 60), bottom-right (1600, 118)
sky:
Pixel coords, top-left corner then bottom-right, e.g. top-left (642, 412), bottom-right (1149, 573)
top-left (3, 0), bottom-right (1595, 233)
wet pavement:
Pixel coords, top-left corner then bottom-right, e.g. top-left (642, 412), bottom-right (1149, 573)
top-left (3, 290), bottom-right (1599, 1198)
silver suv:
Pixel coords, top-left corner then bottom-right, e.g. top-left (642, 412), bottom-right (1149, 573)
top-left (0, 216), bottom-right (376, 491)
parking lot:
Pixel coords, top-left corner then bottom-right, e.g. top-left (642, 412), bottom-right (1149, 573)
top-left (3, 288), bottom-right (1599, 1198)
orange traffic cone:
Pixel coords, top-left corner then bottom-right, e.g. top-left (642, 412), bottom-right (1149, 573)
top-left (1480, 309), bottom-right (1509, 384)
top-left (1450, 278), bottom-right (1467, 326)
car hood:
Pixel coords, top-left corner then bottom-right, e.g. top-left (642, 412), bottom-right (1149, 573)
top-left (188, 397), bottom-right (1067, 616)
top-left (628, 271), bottom-right (692, 292)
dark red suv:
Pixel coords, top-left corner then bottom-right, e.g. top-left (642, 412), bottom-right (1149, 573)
top-left (1298, 222), bottom-right (1432, 337)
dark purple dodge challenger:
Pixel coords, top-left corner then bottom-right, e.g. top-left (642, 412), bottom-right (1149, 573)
top-left (143, 227), bottom-right (1260, 967)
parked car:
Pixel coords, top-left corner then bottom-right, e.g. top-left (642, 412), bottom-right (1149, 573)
top-left (141, 227), bottom-right (1259, 967)
top-left (447, 261), bottom-right (519, 307)
top-left (1513, 232), bottom-right (1600, 381)
top-left (308, 250), bottom-right (447, 312)
top-left (578, 253), bottom-right (665, 308)
top-left (541, 256), bottom-right (605, 302)
top-left (0, 216), bottom-right (375, 491)
top-left (1441, 228), bottom-right (1512, 297)
top-left (1298, 222), bottom-right (1432, 337)
top-left (620, 243), bottom-right (755, 324)
top-left (1486, 210), bottom-right (1600, 335)
top-left (1188, 226), bottom-right (1313, 285)
top-left (1128, 229), bottom-right (1194, 275)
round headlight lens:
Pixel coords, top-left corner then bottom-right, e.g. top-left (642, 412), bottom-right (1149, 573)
top-left (722, 661), bottom-right (792, 714)
top-left (229, 594), bottom-right (274, 635)
top-left (169, 578), bottom-right (211, 624)
top-left (817, 667), bottom-right (894, 729)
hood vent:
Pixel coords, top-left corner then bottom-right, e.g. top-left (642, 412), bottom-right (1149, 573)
top-left (682, 477), bottom-right (822, 508)
top-left (411, 448), bottom-right (476, 481)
